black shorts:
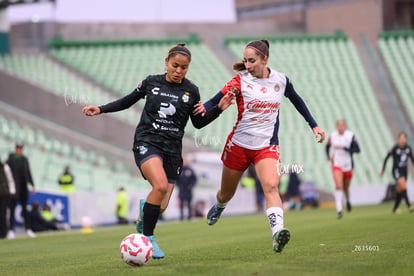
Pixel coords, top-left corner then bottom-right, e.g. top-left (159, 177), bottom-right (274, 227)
top-left (133, 144), bottom-right (183, 184)
top-left (392, 167), bottom-right (407, 180)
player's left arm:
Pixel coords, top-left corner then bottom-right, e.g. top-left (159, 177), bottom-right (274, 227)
top-left (285, 77), bottom-right (325, 143)
top-left (344, 135), bottom-right (361, 154)
top-left (409, 146), bottom-right (414, 163)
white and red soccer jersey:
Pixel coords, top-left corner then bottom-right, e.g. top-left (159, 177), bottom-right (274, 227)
top-left (214, 68), bottom-right (317, 150)
top-left (220, 69), bottom-right (286, 150)
top-left (327, 130), bottom-right (358, 171)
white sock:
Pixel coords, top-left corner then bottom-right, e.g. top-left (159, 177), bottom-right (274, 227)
top-left (266, 207), bottom-right (284, 236)
top-left (217, 201), bottom-right (227, 208)
top-left (334, 190), bottom-right (343, 213)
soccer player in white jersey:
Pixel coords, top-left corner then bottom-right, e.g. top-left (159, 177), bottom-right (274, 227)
top-left (194, 40), bottom-right (325, 253)
top-left (326, 119), bottom-right (360, 219)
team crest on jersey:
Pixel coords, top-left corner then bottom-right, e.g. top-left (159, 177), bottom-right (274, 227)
top-left (182, 92), bottom-right (190, 103)
top-left (274, 83), bottom-right (280, 92)
top-left (231, 86), bottom-right (240, 95)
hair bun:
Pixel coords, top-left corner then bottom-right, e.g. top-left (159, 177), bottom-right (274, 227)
top-left (177, 43), bottom-right (186, 47)
top-left (260, 39), bottom-right (270, 48)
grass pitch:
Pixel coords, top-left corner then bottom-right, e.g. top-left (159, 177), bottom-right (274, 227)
top-left (0, 203), bottom-right (413, 276)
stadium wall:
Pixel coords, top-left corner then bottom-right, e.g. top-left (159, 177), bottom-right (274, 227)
top-left (0, 69), bottom-right (134, 151)
top-left (306, 0), bottom-right (383, 43)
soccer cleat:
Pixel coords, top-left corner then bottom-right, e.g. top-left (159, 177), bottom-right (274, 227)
top-left (207, 204), bottom-right (225, 225)
top-left (337, 211), bottom-right (343, 219)
top-left (26, 229), bottom-right (36, 238)
top-left (147, 235), bottom-right (165, 259)
top-left (272, 229), bottom-right (290, 253)
top-left (409, 206), bottom-right (413, 213)
top-left (136, 199), bottom-right (145, 234)
top-left (6, 230), bottom-right (15, 240)
top-left (346, 201), bottom-right (352, 212)
top-left (393, 208), bottom-right (401, 214)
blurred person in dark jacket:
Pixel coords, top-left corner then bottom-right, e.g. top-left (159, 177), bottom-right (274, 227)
top-left (29, 201), bottom-right (58, 232)
top-left (6, 142), bottom-right (36, 238)
top-left (176, 158), bottom-right (197, 220)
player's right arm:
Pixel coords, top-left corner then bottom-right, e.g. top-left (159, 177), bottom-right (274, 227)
top-left (83, 80), bottom-right (147, 116)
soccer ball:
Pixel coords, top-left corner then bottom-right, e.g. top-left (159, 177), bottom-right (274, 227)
top-left (120, 233), bottom-right (154, 266)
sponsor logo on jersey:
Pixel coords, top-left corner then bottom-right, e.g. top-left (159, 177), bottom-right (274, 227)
top-left (152, 123), bottom-right (160, 129)
top-left (250, 118), bottom-right (270, 123)
top-left (246, 99), bottom-right (280, 113)
top-left (182, 92), bottom-right (190, 103)
top-left (274, 83), bottom-right (280, 92)
top-left (138, 145), bottom-right (148, 155)
top-left (158, 102), bottom-right (176, 118)
top-left (152, 87), bottom-right (160, 95)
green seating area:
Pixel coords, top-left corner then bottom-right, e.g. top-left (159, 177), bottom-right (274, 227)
top-left (0, 54), bottom-right (140, 126)
top-left (226, 35), bottom-right (393, 189)
top-left (378, 32), bottom-right (414, 124)
top-left (49, 39), bottom-right (236, 151)
top-left (0, 113), bottom-right (148, 192)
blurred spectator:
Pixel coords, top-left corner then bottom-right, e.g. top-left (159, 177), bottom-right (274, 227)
top-left (6, 142), bottom-right (36, 238)
top-left (176, 158), bottom-right (197, 220)
top-left (116, 187), bottom-right (128, 224)
top-left (299, 180), bottom-right (319, 209)
top-left (194, 200), bottom-right (206, 218)
top-left (29, 201), bottom-right (58, 232)
top-left (0, 155), bottom-right (16, 239)
top-left (286, 172), bottom-right (302, 210)
top-left (58, 165), bottom-right (75, 193)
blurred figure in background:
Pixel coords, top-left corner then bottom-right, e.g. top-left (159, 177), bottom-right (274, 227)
top-left (326, 120), bottom-right (360, 219)
top-left (286, 172), bottom-right (302, 210)
top-left (176, 158), bottom-right (197, 221)
top-left (6, 142), bottom-right (36, 238)
top-left (58, 165), bottom-right (75, 193)
top-left (28, 201), bottom-right (58, 232)
top-left (380, 132), bottom-right (414, 214)
top-left (299, 180), bottom-right (319, 209)
top-left (0, 155), bottom-right (16, 239)
top-left (116, 187), bottom-right (129, 224)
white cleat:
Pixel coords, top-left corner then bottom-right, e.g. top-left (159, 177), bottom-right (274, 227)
top-left (26, 229), bottom-right (36, 238)
top-left (7, 230), bottom-right (15, 240)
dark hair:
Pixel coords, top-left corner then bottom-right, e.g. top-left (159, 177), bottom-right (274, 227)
top-left (167, 43), bottom-right (192, 62)
top-left (233, 39), bottom-right (270, 72)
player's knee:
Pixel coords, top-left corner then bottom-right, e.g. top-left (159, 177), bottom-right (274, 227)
top-left (262, 181), bottom-right (279, 194)
top-left (153, 184), bottom-right (168, 196)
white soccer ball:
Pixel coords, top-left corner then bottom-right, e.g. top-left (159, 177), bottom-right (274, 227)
top-left (120, 233), bottom-right (154, 266)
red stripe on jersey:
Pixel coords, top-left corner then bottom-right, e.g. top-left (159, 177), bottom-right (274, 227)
top-left (220, 74), bottom-right (243, 141)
